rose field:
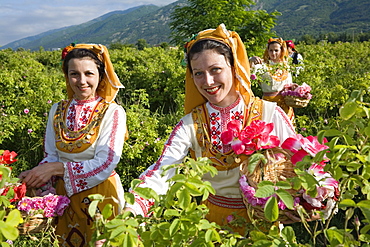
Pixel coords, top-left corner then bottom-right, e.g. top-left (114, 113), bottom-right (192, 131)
top-left (0, 40), bottom-right (370, 246)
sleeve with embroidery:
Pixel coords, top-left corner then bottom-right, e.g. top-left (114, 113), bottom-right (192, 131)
top-left (62, 104), bottom-right (127, 196)
top-left (126, 119), bottom-right (192, 216)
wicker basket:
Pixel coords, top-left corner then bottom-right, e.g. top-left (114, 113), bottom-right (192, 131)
top-left (17, 189), bottom-right (57, 235)
top-left (240, 147), bottom-right (299, 222)
top-left (284, 95), bottom-right (310, 108)
top-left (18, 212), bottom-right (56, 235)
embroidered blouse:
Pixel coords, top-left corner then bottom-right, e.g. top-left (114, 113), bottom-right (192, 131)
top-left (39, 96), bottom-right (127, 197)
top-left (127, 96), bottom-right (295, 216)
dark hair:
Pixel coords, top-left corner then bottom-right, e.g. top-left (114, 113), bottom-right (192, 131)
top-left (62, 48), bottom-right (105, 82)
top-left (187, 39), bottom-right (234, 72)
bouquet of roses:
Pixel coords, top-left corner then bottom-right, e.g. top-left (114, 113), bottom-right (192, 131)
top-left (250, 62), bottom-right (291, 86)
top-left (221, 120), bottom-right (339, 222)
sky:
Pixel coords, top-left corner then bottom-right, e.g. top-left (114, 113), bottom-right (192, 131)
top-left (0, 0), bottom-right (177, 46)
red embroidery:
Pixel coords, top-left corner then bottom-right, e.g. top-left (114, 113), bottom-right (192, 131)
top-left (141, 120), bottom-right (183, 180)
top-left (72, 162), bottom-right (84, 174)
top-left (231, 111), bottom-right (244, 121)
top-left (76, 179), bottom-right (88, 190)
top-left (69, 108), bottom-right (120, 194)
top-left (208, 98), bottom-right (244, 153)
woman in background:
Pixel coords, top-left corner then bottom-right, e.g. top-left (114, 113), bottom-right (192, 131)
top-left (249, 38), bottom-right (294, 121)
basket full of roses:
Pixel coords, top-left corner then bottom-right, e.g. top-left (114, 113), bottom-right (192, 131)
top-left (16, 184), bottom-right (70, 234)
top-left (281, 82), bottom-right (312, 108)
top-left (221, 120), bottom-right (339, 223)
top-left (0, 150), bottom-right (70, 235)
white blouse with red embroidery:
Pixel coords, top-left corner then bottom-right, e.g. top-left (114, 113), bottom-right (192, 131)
top-left (39, 96), bottom-right (127, 197)
top-left (126, 96), bottom-right (295, 216)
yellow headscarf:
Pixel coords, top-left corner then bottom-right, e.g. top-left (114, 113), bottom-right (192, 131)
top-left (184, 23), bottom-right (254, 114)
top-left (262, 37), bottom-right (289, 63)
top-left (61, 43), bottom-right (124, 103)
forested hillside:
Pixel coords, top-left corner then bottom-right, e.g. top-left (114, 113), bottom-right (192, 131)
top-left (2, 0), bottom-right (370, 50)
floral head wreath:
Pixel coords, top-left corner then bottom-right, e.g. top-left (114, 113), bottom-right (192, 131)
top-left (183, 23), bottom-right (254, 114)
top-left (61, 43), bottom-right (124, 103)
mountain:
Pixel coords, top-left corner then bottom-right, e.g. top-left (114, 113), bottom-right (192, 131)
top-left (257, 0), bottom-right (370, 39)
top-left (2, 0), bottom-right (370, 50)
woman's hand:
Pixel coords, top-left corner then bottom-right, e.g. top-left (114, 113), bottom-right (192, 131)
top-left (249, 56), bottom-right (263, 66)
top-left (19, 162), bottom-right (64, 188)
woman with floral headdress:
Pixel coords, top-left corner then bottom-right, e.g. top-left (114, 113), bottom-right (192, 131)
top-left (19, 44), bottom-right (127, 246)
top-left (249, 38), bottom-right (295, 121)
top-left (124, 24), bottom-right (296, 235)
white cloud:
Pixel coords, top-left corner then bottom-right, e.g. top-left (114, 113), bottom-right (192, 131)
top-left (0, 0), bottom-right (176, 46)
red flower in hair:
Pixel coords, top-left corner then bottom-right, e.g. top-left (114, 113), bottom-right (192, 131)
top-left (61, 47), bottom-right (69, 60)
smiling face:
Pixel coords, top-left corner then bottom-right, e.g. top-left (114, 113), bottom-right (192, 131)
top-left (268, 42), bottom-right (282, 63)
top-left (67, 58), bottom-right (100, 101)
top-left (190, 49), bottom-right (238, 108)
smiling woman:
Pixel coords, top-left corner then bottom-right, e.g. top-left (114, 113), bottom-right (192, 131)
top-left (19, 44), bottom-right (128, 246)
top-left (124, 24), bottom-right (297, 235)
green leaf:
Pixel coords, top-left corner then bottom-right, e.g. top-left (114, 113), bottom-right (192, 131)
top-left (163, 209), bottom-right (179, 218)
top-left (359, 234), bottom-right (370, 243)
top-left (88, 194), bottom-right (105, 201)
top-left (339, 101), bottom-right (357, 120)
top-left (106, 219), bottom-right (126, 229)
top-left (133, 187), bottom-right (159, 201)
top-left (124, 192), bottom-right (135, 205)
top-left (255, 185), bottom-right (275, 198)
top-left (5, 209), bottom-right (21, 227)
top-left (264, 196), bottom-right (279, 222)
top-left (88, 200), bottom-right (99, 218)
top-left (364, 126), bottom-right (370, 138)
top-left (101, 203), bottom-right (113, 219)
top-left (345, 162), bottom-right (362, 172)
top-left (184, 182), bottom-right (202, 196)
top-left (281, 226), bottom-right (296, 244)
top-left (122, 233), bottom-right (137, 247)
top-left (338, 199), bottom-right (356, 208)
top-left (177, 188), bottom-right (191, 209)
top-left (257, 181), bottom-right (274, 187)
top-left (130, 179), bottom-right (144, 189)
top-left (324, 129), bottom-right (343, 137)
top-left (205, 229), bottom-right (213, 242)
top-left (247, 153), bottom-right (265, 174)
top-left (198, 219), bottom-right (212, 230)
top-left (275, 189), bottom-right (294, 209)
top-left (109, 225), bottom-right (126, 241)
top-left (275, 181), bottom-right (292, 189)
top-left (169, 218), bottom-right (181, 236)
top-left (0, 221), bottom-right (19, 241)
top-left (357, 200), bottom-right (370, 222)
top-left (325, 228), bottom-right (344, 244)
top-left (171, 174), bottom-right (187, 182)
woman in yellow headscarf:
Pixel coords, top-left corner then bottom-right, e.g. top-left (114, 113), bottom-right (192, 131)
top-left (125, 24), bottom-right (296, 235)
top-left (19, 44), bottom-right (127, 246)
top-left (249, 38), bottom-right (295, 121)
